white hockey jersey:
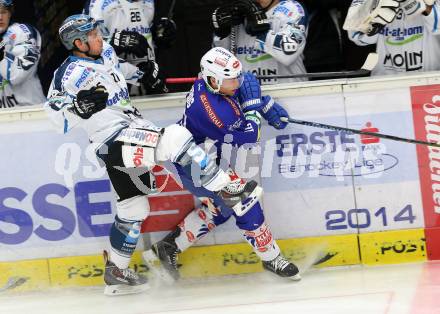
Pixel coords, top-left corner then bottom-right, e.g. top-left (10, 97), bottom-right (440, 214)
top-left (0, 23), bottom-right (46, 109)
top-left (45, 42), bottom-right (145, 143)
top-left (349, 2), bottom-right (440, 76)
top-left (214, 0), bottom-right (308, 85)
top-left (85, 0), bottom-right (155, 64)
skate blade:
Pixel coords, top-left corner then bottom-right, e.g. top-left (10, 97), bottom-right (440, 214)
top-left (289, 273), bottom-right (302, 281)
top-left (142, 250), bottom-right (176, 285)
top-left (104, 282), bottom-right (150, 296)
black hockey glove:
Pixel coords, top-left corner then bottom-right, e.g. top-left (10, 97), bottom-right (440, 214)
top-left (138, 61), bottom-right (168, 94)
top-left (72, 86), bottom-right (109, 119)
top-left (212, 2), bottom-right (248, 38)
top-left (0, 42), bottom-right (4, 62)
top-left (152, 17), bottom-right (177, 48)
top-left (111, 30), bottom-right (150, 58)
top-left (242, 0), bottom-right (270, 36)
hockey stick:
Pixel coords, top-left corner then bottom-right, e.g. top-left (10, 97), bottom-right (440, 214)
top-left (0, 276), bottom-right (29, 293)
top-left (280, 117), bottom-right (440, 148)
top-left (167, 0), bottom-right (177, 19)
top-left (165, 53), bottom-right (378, 84)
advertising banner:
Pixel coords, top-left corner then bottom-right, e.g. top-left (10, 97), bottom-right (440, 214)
top-left (410, 84), bottom-right (440, 259)
top-left (0, 83), bottom-right (433, 262)
top-left (259, 93), bottom-right (357, 238)
top-left (345, 88), bottom-right (424, 233)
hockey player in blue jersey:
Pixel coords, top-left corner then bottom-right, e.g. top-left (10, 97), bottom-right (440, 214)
top-left (145, 46), bottom-right (301, 281)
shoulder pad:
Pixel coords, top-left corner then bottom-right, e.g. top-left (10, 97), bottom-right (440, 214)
top-left (101, 41), bottom-right (115, 60)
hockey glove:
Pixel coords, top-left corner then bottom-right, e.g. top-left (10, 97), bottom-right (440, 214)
top-left (244, 110), bottom-right (262, 141)
top-left (212, 2), bottom-right (248, 38)
top-left (152, 17), bottom-right (177, 48)
top-left (366, 0), bottom-right (400, 36)
top-left (138, 61), bottom-right (168, 93)
top-left (0, 43), bottom-right (4, 62)
top-left (72, 86), bottom-right (109, 119)
top-left (242, 0), bottom-right (270, 36)
top-left (238, 72), bottom-right (264, 112)
top-left (111, 30), bottom-right (150, 58)
top-left (260, 96), bottom-right (288, 130)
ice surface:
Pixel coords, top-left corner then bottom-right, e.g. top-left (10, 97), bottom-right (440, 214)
top-left (1, 262), bottom-right (440, 314)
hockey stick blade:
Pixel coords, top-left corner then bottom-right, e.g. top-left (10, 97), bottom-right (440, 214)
top-left (280, 117), bottom-right (440, 148)
top-left (0, 276), bottom-right (29, 292)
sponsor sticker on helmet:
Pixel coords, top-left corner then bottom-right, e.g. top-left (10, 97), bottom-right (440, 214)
top-left (214, 57), bottom-right (227, 67)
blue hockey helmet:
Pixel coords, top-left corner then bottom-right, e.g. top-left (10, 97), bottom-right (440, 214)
top-left (59, 14), bottom-right (101, 50)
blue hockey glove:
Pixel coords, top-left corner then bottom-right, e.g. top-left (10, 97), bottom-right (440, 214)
top-left (238, 72), bottom-right (264, 112)
top-left (260, 96), bottom-right (289, 129)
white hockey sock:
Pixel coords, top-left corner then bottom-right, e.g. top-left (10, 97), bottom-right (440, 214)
top-left (110, 248), bottom-right (131, 269)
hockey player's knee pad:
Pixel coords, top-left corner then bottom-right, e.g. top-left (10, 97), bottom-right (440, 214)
top-left (234, 201), bottom-right (265, 231)
top-left (160, 124), bottom-right (230, 192)
top-left (110, 215), bottom-right (142, 258)
top-left (117, 195), bottom-right (150, 221)
top-left (156, 124), bottom-right (193, 162)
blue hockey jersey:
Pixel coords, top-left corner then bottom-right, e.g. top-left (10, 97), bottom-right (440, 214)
top-left (181, 79), bottom-right (260, 153)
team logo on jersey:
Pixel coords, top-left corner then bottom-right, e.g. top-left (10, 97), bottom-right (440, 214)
top-left (383, 50), bottom-right (423, 72)
top-left (232, 60), bottom-right (240, 68)
top-left (383, 26), bottom-right (423, 46)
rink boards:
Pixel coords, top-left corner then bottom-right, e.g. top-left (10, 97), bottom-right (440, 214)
top-left (0, 228), bottom-right (427, 291)
top-left (1, 73), bottom-right (440, 291)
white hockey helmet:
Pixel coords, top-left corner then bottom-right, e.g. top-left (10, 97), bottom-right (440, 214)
top-left (200, 47), bottom-right (243, 93)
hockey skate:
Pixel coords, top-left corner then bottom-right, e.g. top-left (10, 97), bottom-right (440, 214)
top-left (262, 254), bottom-right (301, 281)
top-left (142, 229), bottom-right (181, 284)
top-left (218, 178), bottom-right (263, 216)
top-left (103, 250), bottom-right (150, 296)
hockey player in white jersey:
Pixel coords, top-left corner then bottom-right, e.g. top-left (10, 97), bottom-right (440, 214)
top-left (46, 14), bottom-right (262, 296)
top-left (345, 0), bottom-right (440, 76)
top-left (84, 0), bottom-right (174, 94)
top-left (0, 0), bottom-right (45, 108)
top-left (213, 0), bottom-right (308, 84)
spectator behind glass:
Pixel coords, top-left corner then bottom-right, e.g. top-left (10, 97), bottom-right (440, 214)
top-left (212, 0), bottom-right (308, 85)
top-left (300, 0), bottom-right (375, 78)
top-left (84, 0), bottom-right (174, 95)
top-left (0, 0), bottom-right (46, 109)
top-left (345, 0), bottom-right (440, 76)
